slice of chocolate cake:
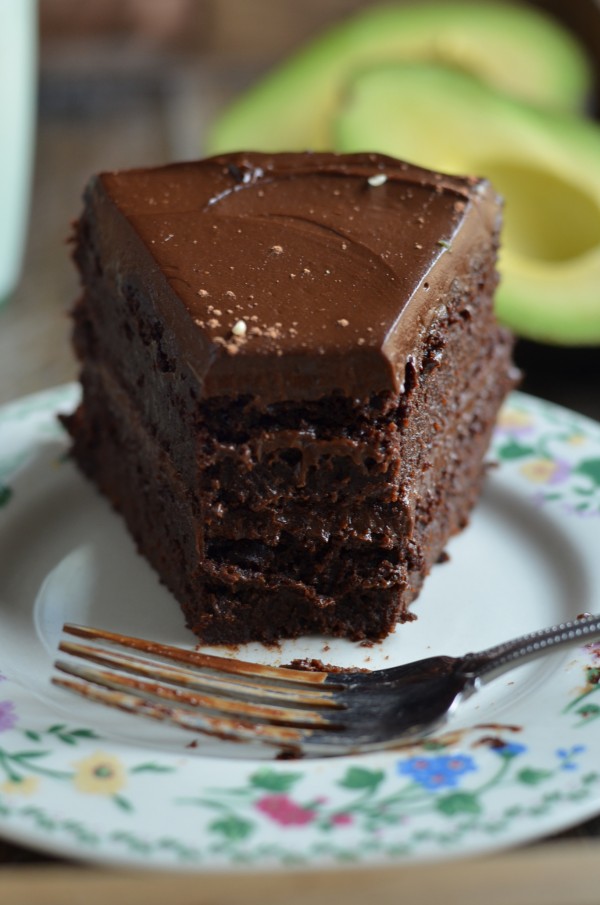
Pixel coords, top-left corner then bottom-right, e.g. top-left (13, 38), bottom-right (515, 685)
top-left (64, 151), bottom-right (516, 643)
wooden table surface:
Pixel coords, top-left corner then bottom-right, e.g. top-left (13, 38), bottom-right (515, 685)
top-left (1, 44), bottom-right (599, 887)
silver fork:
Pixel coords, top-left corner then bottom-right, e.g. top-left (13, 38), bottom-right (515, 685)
top-left (53, 616), bottom-right (600, 757)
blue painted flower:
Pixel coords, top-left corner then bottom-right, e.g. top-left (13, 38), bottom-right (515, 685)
top-left (556, 745), bottom-right (586, 770)
top-left (0, 700), bottom-right (17, 732)
top-left (491, 742), bottom-right (527, 759)
top-left (397, 754), bottom-right (477, 790)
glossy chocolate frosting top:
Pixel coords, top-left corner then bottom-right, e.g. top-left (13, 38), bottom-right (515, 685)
top-left (89, 152), bottom-right (500, 403)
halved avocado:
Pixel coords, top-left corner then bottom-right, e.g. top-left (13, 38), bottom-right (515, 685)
top-left (334, 63), bottom-right (600, 345)
top-left (206, 2), bottom-right (591, 155)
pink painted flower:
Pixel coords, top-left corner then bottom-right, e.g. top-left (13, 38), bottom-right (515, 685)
top-left (0, 700), bottom-right (17, 733)
top-left (331, 812), bottom-right (353, 827)
top-left (255, 794), bottom-right (316, 826)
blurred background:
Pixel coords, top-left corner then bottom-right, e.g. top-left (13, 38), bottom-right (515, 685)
top-left (0, 0), bottom-right (599, 413)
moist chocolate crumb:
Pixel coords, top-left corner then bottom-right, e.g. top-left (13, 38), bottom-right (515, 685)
top-left (276, 747), bottom-right (303, 760)
top-left (285, 658), bottom-right (371, 674)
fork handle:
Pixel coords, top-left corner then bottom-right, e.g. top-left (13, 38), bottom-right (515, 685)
top-left (460, 614), bottom-right (600, 684)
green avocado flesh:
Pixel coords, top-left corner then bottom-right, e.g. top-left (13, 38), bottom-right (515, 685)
top-left (335, 64), bottom-right (600, 345)
top-left (206, 2), bottom-right (591, 155)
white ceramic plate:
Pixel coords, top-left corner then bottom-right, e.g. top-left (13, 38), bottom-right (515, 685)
top-left (1, 384), bottom-right (600, 869)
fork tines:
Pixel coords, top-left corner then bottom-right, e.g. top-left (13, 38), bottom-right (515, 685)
top-left (52, 624), bottom-right (350, 754)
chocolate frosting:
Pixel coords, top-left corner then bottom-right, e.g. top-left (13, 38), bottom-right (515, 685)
top-left (88, 152), bottom-right (500, 403)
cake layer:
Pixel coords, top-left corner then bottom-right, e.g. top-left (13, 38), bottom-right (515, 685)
top-left (65, 303), bottom-right (514, 641)
top-left (65, 345), bottom-right (510, 642)
top-left (64, 373), bottom-right (411, 641)
top-left (71, 284), bottom-right (507, 554)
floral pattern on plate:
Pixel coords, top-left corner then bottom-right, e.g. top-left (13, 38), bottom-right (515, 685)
top-left (494, 400), bottom-right (600, 518)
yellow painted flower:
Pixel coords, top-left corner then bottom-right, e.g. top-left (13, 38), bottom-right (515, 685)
top-left (72, 751), bottom-right (126, 796)
top-left (496, 408), bottom-right (534, 433)
top-left (567, 433), bottom-right (586, 446)
top-left (520, 459), bottom-right (562, 484)
top-left (1, 776), bottom-right (39, 796)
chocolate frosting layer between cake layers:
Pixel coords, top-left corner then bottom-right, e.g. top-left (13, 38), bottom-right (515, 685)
top-left (86, 151), bottom-right (500, 404)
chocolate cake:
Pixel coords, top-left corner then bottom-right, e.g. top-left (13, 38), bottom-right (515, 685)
top-left (64, 151), bottom-right (516, 643)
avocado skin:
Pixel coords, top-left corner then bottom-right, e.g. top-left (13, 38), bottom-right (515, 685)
top-left (334, 62), bottom-right (600, 346)
top-left (206, 2), bottom-right (592, 155)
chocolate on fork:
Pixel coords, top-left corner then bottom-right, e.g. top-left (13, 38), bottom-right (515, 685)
top-left (53, 616), bottom-right (600, 757)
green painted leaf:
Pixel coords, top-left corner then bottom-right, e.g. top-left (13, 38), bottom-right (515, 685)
top-left (21, 806), bottom-right (56, 830)
top-left (576, 703), bottom-right (600, 718)
top-left (182, 798), bottom-right (228, 811)
top-left (156, 837), bottom-right (200, 862)
top-left (482, 822), bottom-right (505, 835)
top-left (517, 768), bottom-right (553, 786)
top-left (0, 484), bottom-right (12, 507)
top-left (504, 804), bottom-right (523, 820)
top-left (386, 844), bottom-right (412, 857)
top-left (55, 734), bottom-right (78, 746)
top-left (13, 750), bottom-right (50, 760)
top-left (412, 829), bottom-right (435, 842)
top-left (334, 850), bottom-right (358, 863)
top-left (130, 763), bottom-right (175, 774)
top-left (338, 766), bottom-right (385, 791)
top-left (575, 458), bottom-right (600, 486)
top-left (435, 792), bottom-right (481, 816)
top-left (496, 440), bottom-right (536, 461)
top-left (209, 814), bottom-right (254, 841)
top-left (583, 772), bottom-right (600, 785)
top-left (62, 820), bottom-right (100, 845)
top-left (113, 794), bottom-right (134, 812)
top-left (249, 768), bottom-right (302, 792)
